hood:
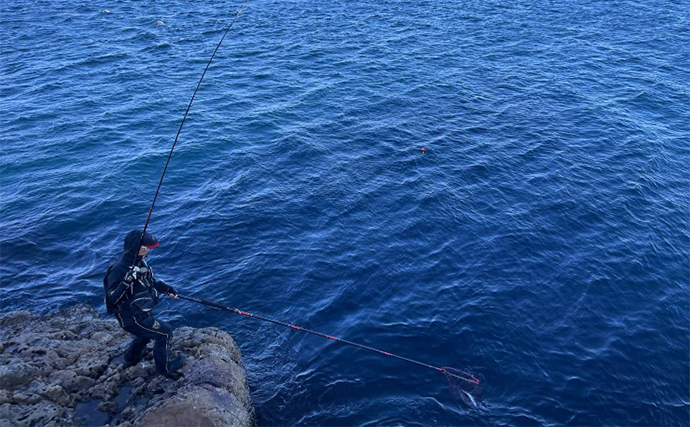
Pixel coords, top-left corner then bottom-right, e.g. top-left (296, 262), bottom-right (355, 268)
top-left (122, 229), bottom-right (159, 264)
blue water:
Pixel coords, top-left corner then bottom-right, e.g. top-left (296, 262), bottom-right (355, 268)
top-left (1, 1), bottom-right (689, 425)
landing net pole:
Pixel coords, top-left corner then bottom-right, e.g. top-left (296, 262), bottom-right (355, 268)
top-left (177, 294), bottom-right (480, 385)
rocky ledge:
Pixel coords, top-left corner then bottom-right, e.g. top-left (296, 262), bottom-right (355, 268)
top-left (0, 305), bottom-right (255, 427)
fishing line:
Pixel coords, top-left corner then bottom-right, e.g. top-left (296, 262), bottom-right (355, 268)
top-left (134, 0), bottom-right (250, 252)
top-left (177, 294), bottom-right (481, 402)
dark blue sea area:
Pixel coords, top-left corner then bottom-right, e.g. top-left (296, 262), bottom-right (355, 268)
top-left (1, 1), bottom-right (689, 425)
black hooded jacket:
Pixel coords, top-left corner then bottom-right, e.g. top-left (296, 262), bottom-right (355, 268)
top-left (104, 231), bottom-right (173, 316)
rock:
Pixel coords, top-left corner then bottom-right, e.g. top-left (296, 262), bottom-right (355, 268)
top-left (10, 391), bottom-right (42, 405)
top-left (50, 330), bottom-right (78, 341)
top-left (74, 359), bottom-right (109, 377)
top-left (91, 332), bottom-right (114, 344)
top-left (124, 365), bottom-right (148, 380)
top-left (0, 305), bottom-right (255, 426)
top-left (137, 386), bottom-right (252, 427)
top-left (0, 311), bottom-right (32, 328)
top-left (97, 400), bottom-right (117, 413)
top-left (37, 384), bottom-right (68, 405)
top-left (11, 402), bottom-right (64, 425)
top-left (0, 362), bottom-right (40, 389)
top-left (50, 370), bottom-right (94, 393)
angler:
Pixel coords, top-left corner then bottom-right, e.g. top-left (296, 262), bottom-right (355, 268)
top-left (104, 230), bottom-right (185, 378)
top-left (100, 0), bottom-right (249, 380)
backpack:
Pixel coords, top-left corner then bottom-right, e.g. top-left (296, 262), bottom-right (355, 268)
top-left (103, 264), bottom-right (115, 314)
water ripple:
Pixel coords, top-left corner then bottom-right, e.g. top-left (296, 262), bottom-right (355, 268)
top-left (1, 1), bottom-right (689, 426)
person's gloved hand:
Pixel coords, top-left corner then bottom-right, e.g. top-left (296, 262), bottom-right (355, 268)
top-left (167, 285), bottom-right (178, 298)
top-left (156, 280), bottom-right (178, 298)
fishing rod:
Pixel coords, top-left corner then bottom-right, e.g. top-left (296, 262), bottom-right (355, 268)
top-left (176, 294), bottom-right (480, 387)
top-left (132, 0), bottom-right (250, 258)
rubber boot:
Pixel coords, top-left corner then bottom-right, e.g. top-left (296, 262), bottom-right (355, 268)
top-left (164, 354), bottom-right (186, 379)
top-left (123, 346), bottom-right (149, 369)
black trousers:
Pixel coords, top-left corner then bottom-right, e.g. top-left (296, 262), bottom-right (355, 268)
top-left (115, 310), bottom-right (173, 375)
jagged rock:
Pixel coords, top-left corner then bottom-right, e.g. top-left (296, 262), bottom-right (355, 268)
top-left (138, 385), bottom-right (252, 427)
top-left (49, 370), bottom-right (94, 393)
top-left (0, 362), bottom-right (41, 389)
top-left (0, 305), bottom-right (255, 426)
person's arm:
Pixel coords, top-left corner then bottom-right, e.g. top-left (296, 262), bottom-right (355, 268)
top-left (154, 278), bottom-right (177, 297)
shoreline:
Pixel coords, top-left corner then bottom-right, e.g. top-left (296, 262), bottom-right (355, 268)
top-left (0, 304), bottom-right (255, 427)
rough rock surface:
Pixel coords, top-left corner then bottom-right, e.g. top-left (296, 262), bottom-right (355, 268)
top-left (0, 305), bottom-right (255, 426)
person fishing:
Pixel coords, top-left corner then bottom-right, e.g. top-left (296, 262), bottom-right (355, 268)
top-left (103, 229), bottom-right (185, 377)
top-left (93, 1), bottom-right (480, 402)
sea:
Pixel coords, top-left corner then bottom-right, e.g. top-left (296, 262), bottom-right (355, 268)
top-left (1, 1), bottom-right (688, 425)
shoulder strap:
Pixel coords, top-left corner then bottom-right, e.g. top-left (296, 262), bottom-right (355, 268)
top-left (103, 264), bottom-right (115, 313)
